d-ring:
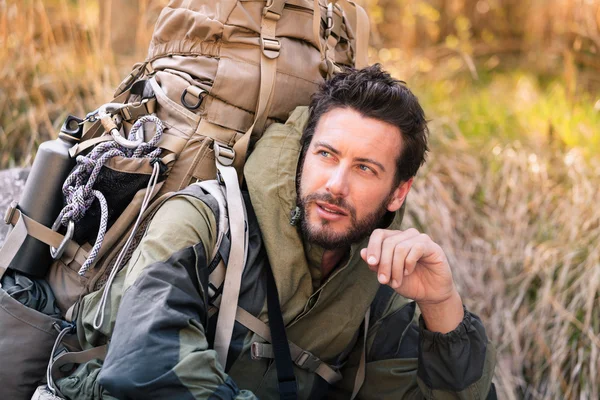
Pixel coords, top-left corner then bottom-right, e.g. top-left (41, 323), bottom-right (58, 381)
top-left (50, 219), bottom-right (75, 260)
top-left (180, 88), bottom-right (204, 110)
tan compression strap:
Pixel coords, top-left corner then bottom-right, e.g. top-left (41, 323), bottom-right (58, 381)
top-left (236, 307), bottom-right (342, 384)
top-left (351, 307), bottom-right (370, 400)
top-left (50, 345), bottom-right (108, 380)
top-left (313, 0), bottom-right (324, 58)
top-left (212, 150), bottom-right (248, 368)
top-left (337, 0), bottom-right (370, 68)
top-left (231, 0), bottom-right (283, 178)
top-left (0, 205), bottom-right (28, 279)
top-left (69, 136), bottom-right (114, 158)
top-left (113, 61), bottom-right (150, 97)
top-left (119, 98), bottom-right (157, 121)
top-left (0, 207), bottom-right (87, 275)
top-left (156, 134), bottom-right (188, 155)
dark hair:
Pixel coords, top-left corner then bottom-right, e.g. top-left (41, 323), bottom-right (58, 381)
top-left (300, 64), bottom-right (429, 184)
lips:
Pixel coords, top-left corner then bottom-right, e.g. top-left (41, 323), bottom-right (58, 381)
top-left (315, 201), bottom-right (348, 216)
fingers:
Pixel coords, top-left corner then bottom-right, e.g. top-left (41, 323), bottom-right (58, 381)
top-left (364, 229), bottom-right (395, 266)
top-left (363, 229), bottom-right (422, 284)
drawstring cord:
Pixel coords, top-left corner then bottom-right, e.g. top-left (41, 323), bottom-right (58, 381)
top-left (54, 113), bottom-right (164, 276)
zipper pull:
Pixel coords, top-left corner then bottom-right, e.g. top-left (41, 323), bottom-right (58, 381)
top-left (290, 206), bottom-right (302, 226)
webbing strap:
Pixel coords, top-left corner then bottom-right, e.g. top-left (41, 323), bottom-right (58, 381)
top-left (313, 0), bottom-right (324, 58)
top-left (266, 263), bottom-right (298, 400)
top-left (212, 158), bottom-right (248, 369)
top-left (0, 207), bottom-right (87, 278)
top-left (350, 307), bottom-right (370, 400)
top-left (69, 136), bottom-right (114, 158)
top-left (231, 0), bottom-right (282, 179)
top-left (50, 345), bottom-right (108, 380)
top-left (337, 0), bottom-right (370, 68)
top-left (236, 307), bottom-right (342, 384)
top-left (0, 206), bottom-right (27, 280)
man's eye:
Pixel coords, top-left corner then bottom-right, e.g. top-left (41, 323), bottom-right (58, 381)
top-left (319, 151), bottom-right (330, 157)
top-left (358, 164), bottom-right (372, 173)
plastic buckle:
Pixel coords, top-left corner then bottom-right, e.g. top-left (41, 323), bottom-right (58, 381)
top-left (326, 2), bottom-right (334, 38)
top-left (262, 0), bottom-right (281, 20)
top-left (250, 342), bottom-right (263, 360)
top-left (214, 142), bottom-right (236, 167)
top-left (263, 9), bottom-right (281, 21)
top-left (150, 158), bottom-right (168, 175)
top-left (4, 201), bottom-right (18, 225)
top-left (261, 37), bottom-right (281, 59)
top-left (295, 350), bottom-right (322, 373)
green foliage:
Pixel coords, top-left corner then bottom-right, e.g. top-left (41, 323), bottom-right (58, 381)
top-left (409, 70), bottom-right (600, 158)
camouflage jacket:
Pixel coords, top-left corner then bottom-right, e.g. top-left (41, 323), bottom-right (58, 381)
top-left (57, 107), bottom-right (496, 399)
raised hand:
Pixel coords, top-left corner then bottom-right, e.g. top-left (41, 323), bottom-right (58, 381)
top-left (360, 228), bottom-right (464, 333)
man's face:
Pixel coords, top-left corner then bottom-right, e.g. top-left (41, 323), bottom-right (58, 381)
top-left (298, 107), bottom-right (412, 249)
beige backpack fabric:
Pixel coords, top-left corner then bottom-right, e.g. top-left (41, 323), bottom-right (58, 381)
top-left (0, 1), bottom-right (369, 398)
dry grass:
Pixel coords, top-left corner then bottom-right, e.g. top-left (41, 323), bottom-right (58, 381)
top-left (1, 1), bottom-right (600, 399)
top-left (405, 123), bottom-right (600, 399)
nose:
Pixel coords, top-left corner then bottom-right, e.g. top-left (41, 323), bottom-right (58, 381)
top-left (325, 165), bottom-right (350, 198)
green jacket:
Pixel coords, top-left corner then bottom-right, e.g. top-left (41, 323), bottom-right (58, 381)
top-left (58, 107), bottom-right (496, 399)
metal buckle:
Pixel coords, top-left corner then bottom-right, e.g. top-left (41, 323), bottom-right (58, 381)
top-left (294, 350), bottom-right (322, 373)
top-left (4, 201), bottom-right (18, 225)
top-left (50, 219), bottom-right (74, 260)
top-left (214, 142), bottom-right (236, 166)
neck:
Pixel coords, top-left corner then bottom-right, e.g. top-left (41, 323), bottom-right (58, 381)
top-left (320, 247), bottom-right (349, 280)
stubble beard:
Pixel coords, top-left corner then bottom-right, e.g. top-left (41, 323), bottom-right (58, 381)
top-left (298, 192), bottom-right (390, 250)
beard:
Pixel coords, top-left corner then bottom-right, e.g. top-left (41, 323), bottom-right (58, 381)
top-left (297, 191), bottom-right (390, 250)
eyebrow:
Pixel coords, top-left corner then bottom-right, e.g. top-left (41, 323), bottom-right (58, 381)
top-left (313, 141), bottom-right (386, 172)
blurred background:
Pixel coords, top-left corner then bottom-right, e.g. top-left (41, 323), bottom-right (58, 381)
top-left (0, 0), bottom-right (599, 398)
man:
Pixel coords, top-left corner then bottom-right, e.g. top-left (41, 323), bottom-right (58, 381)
top-left (57, 65), bottom-right (496, 399)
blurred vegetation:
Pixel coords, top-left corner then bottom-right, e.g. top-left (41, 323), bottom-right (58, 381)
top-left (1, 0), bottom-right (599, 399)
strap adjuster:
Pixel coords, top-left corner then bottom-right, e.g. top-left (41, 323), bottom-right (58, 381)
top-left (250, 342), bottom-right (264, 360)
top-left (4, 201), bottom-right (18, 225)
top-left (294, 350), bottom-right (322, 373)
top-left (120, 98), bottom-right (151, 120)
top-left (214, 142), bottom-right (235, 166)
top-left (326, 3), bottom-right (334, 38)
top-left (263, 0), bottom-right (283, 20)
top-left (261, 37), bottom-right (281, 59)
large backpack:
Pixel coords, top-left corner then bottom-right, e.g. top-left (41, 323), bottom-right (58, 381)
top-left (0, 1), bottom-right (370, 399)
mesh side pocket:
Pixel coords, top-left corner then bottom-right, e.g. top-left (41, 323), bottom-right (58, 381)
top-left (70, 157), bottom-right (165, 246)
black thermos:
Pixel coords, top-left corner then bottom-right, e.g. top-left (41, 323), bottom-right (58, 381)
top-left (7, 116), bottom-right (82, 277)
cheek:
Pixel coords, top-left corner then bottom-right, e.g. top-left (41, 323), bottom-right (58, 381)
top-left (353, 184), bottom-right (390, 215)
top-left (300, 159), bottom-right (324, 193)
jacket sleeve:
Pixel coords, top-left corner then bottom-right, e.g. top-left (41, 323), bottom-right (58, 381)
top-left (329, 287), bottom-right (496, 400)
top-left (97, 196), bottom-right (258, 399)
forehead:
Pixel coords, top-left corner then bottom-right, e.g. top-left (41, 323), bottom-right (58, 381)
top-left (312, 107), bottom-right (403, 163)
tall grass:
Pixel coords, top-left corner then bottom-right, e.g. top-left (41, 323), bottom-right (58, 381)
top-left (405, 122), bottom-right (600, 399)
top-left (1, 1), bottom-right (599, 399)
top-left (0, 0), bottom-right (121, 167)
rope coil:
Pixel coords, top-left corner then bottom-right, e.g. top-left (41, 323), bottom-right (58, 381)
top-left (55, 113), bottom-right (164, 276)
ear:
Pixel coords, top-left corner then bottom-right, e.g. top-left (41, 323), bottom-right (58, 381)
top-left (386, 178), bottom-right (413, 212)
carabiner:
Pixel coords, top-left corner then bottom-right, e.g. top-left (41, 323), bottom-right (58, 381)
top-left (50, 219), bottom-right (75, 260)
